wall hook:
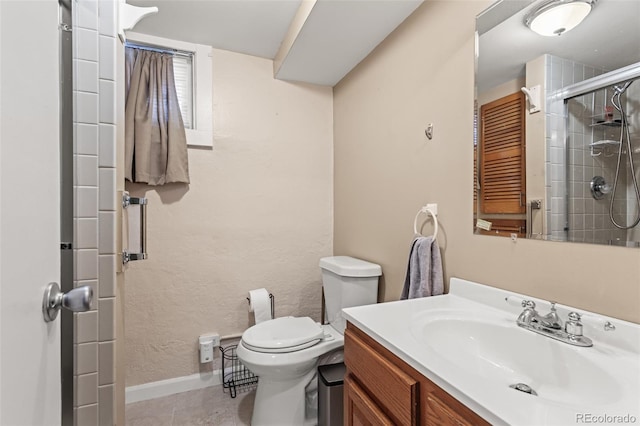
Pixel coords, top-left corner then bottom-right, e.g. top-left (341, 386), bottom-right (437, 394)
top-left (425, 123), bottom-right (434, 140)
top-left (521, 85), bottom-right (541, 114)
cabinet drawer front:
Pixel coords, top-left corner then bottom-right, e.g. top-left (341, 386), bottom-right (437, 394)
top-left (345, 375), bottom-right (394, 426)
top-left (345, 328), bottom-right (418, 425)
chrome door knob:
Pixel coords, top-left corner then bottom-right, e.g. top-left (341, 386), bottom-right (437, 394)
top-left (42, 282), bottom-right (93, 322)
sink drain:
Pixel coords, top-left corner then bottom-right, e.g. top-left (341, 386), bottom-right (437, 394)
top-left (509, 383), bottom-right (538, 396)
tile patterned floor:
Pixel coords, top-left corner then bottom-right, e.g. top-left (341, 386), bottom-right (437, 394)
top-left (125, 385), bottom-right (256, 426)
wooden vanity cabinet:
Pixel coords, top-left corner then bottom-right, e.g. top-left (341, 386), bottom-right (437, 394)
top-left (344, 322), bottom-right (490, 426)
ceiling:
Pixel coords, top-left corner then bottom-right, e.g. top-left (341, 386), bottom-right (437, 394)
top-left (127, 0), bottom-right (423, 86)
top-left (478, 0), bottom-right (640, 92)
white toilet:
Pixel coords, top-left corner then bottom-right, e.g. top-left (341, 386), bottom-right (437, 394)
top-left (236, 256), bottom-right (382, 426)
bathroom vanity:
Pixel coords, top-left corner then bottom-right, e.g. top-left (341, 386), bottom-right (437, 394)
top-left (342, 278), bottom-right (640, 425)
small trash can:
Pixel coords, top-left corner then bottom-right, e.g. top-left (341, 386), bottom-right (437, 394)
top-left (318, 362), bottom-right (346, 426)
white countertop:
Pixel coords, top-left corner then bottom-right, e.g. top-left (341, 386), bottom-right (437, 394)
top-left (342, 278), bottom-right (640, 425)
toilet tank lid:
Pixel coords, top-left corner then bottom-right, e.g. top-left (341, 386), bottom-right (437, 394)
top-left (319, 256), bottom-right (382, 278)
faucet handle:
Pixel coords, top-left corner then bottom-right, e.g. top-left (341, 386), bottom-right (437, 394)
top-left (549, 301), bottom-right (557, 311)
top-left (565, 312), bottom-right (583, 337)
top-left (521, 300), bottom-right (536, 309)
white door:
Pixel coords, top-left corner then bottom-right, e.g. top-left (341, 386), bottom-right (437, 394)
top-left (0, 1), bottom-right (63, 424)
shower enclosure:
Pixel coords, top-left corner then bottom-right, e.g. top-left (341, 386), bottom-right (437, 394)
top-left (562, 68), bottom-right (640, 246)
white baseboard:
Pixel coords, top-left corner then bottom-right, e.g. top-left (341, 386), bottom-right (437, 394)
top-left (125, 370), bottom-right (223, 404)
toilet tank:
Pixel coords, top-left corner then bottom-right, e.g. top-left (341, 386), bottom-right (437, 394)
top-left (319, 256), bottom-right (382, 334)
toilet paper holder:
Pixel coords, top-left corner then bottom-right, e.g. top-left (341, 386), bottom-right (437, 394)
top-left (246, 293), bottom-right (275, 319)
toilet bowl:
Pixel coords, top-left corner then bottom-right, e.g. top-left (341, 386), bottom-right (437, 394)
top-left (236, 318), bottom-right (343, 425)
top-left (236, 256), bottom-right (382, 426)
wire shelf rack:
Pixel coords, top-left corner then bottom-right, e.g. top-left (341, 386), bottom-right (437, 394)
top-left (220, 344), bottom-right (258, 398)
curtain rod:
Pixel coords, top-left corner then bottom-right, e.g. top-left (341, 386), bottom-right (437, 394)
top-left (125, 42), bottom-right (193, 59)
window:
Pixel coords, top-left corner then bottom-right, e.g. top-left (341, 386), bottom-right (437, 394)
top-left (126, 32), bottom-right (213, 147)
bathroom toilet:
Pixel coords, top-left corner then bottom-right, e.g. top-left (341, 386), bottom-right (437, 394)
top-left (236, 256), bottom-right (382, 426)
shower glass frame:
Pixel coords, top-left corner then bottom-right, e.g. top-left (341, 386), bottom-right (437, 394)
top-left (559, 62), bottom-right (640, 246)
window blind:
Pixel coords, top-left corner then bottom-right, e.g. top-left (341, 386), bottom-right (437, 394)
top-left (173, 55), bottom-right (194, 129)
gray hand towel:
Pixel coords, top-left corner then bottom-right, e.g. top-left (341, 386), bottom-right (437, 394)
top-left (400, 236), bottom-right (444, 299)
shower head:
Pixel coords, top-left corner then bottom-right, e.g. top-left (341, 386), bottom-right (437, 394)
top-left (614, 80), bottom-right (633, 95)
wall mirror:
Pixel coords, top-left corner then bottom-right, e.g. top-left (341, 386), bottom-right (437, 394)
top-left (474, 0), bottom-right (640, 247)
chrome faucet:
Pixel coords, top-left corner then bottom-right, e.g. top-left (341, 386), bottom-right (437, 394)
top-left (516, 300), bottom-right (593, 347)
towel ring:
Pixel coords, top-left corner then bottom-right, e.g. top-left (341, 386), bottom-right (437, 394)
top-left (413, 207), bottom-right (438, 240)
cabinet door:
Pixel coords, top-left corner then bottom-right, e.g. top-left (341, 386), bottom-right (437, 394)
top-left (345, 328), bottom-right (418, 424)
top-left (423, 380), bottom-right (486, 426)
top-left (344, 375), bottom-right (394, 426)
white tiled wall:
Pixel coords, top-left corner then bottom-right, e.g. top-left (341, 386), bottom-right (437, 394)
top-left (73, 0), bottom-right (118, 425)
top-left (545, 55), bottom-right (628, 244)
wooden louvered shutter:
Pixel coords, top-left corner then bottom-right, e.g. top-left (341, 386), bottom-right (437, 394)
top-left (480, 92), bottom-right (526, 214)
top-left (473, 146), bottom-right (477, 214)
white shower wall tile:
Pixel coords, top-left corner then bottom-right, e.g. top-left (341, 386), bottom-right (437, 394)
top-left (76, 92), bottom-right (99, 124)
top-left (572, 65), bottom-right (584, 86)
top-left (75, 404), bottom-right (98, 426)
top-left (98, 0), bottom-right (117, 38)
top-left (76, 373), bottom-right (99, 406)
top-left (99, 212), bottom-right (117, 254)
top-left (550, 147), bottom-right (563, 165)
top-left (99, 80), bottom-right (116, 124)
top-left (76, 60), bottom-right (99, 94)
top-left (76, 155), bottom-right (99, 187)
top-left (562, 59), bottom-right (574, 87)
top-left (76, 0), bottom-right (99, 31)
top-left (76, 311), bottom-right (99, 344)
top-left (98, 255), bottom-right (116, 297)
top-left (77, 249), bottom-right (99, 281)
top-left (584, 66), bottom-right (595, 80)
top-left (75, 28), bottom-right (99, 62)
top-left (551, 197), bottom-right (565, 215)
top-left (98, 298), bottom-right (116, 341)
top-left (76, 218), bottom-right (98, 249)
top-left (99, 124), bottom-right (116, 168)
top-left (99, 168), bottom-right (117, 211)
top-left (98, 342), bottom-right (115, 386)
top-left (75, 187), bottom-right (99, 218)
top-left (98, 385), bottom-right (115, 426)
top-left (99, 36), bottom-right (116, 81)
top-left (75, 342), bottom-right (98, 376)
top-left (76, 124), bottom-right (99, 155)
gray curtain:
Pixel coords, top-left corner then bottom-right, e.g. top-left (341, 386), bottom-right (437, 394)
top-left (125, 47), bottom-right (190, 185)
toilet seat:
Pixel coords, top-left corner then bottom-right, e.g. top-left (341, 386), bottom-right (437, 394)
top-left (242, 316), bottom-right (325, 354)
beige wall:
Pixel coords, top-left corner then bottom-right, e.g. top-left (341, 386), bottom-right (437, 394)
top-left (125, 48), bottom-right (334, 386)
top-left (334, 1), bottom-right (640, 322)
top-left (477, 76), bottom-right (524, 107)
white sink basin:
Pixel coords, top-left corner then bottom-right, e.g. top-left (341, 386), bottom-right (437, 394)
top-left (343, 278), bottom-right (640, 425)
top-left (410, 311), bottom-right (623, 406)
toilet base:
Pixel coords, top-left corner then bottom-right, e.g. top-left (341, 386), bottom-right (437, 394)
top-left (251, 368), bottom-right (318, 426)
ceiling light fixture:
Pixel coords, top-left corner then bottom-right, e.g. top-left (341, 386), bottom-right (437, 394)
top-left (525, 0), bottom-right (596, 37)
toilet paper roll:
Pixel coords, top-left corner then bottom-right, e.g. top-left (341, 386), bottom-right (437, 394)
top-left (248, 288), bottom-right (272, 324)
